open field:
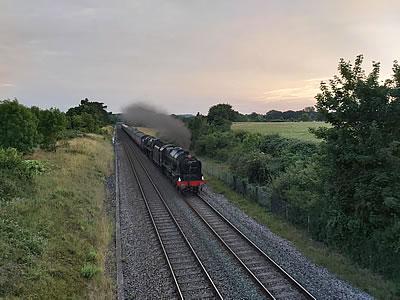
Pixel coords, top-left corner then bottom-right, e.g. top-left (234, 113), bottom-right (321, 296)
top-left (232, 122), bottom-right (329, 142)
top-left (0, 133), bottom-right (114, 299)
top-left (203, 169), bottom-right (398, 300)
top-left (137, 126), bottom-right (158, 137)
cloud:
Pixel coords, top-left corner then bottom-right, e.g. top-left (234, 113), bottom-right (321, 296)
top-left (257, 78), bottom-right (326, 102)
top-left (1, 1), bottom-right (399, 113)
top-left (0, 83), bottom-right (16, 88)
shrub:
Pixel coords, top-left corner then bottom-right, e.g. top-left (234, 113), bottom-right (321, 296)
top-left (80, 263), bottom-right (99, 279)
top-left (0, 100), bottom-right (39, 153)
top-left (0, 148), bottom-right (36, 203)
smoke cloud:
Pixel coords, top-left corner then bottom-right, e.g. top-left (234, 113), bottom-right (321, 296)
top-left (123, 103), bottom-right (191, 149)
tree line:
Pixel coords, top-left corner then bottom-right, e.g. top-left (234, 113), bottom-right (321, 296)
top-left (175, 106), bottom-right (323, 123)
top-left (0, 98), bottom-right (114, 153)
top-left (188, 56), bottom-right (400, 286)
top-left (0, 97), bottom-right (114, 205)
top-left (237, 106), bottom-right (323, 122)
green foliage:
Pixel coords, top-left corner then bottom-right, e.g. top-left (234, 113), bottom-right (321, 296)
top-left (0, 99), bottom-right (39, 153)
top-left (0, 135), bottom-right (114, 298)
top-left (313, 55), bottom-right (400, 282)
top-left (229, 151), bottom-right (279, 184)
top-left (272, 158), bottom-right (323, 210)
top-left (195, 131), bottom-right (237, 161)
top-left (67, 98), bottom-right (111, 133)
top-left (191, 64), bottom-right (400, 285)
top-left (80, 263), bottom-right (99, 279)
top-left (207, 103), bottom-right (239, 131)
top-left (23, 160), bottom-right (48, 175)
top-left (0, 148), bottom-right (35, 203)
top-left (188, 113), bottom-right (210, 147)
top-left (36, 108), bottom-right (67, 150)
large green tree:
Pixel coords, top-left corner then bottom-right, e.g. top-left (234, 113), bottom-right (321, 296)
top-left (36, 108), bottom-right (67, 150)
top-left (207, 103), bottom-right (239, 131)
top-left (66, 98), bottom-right (110, 131)
top-left (313, 56), bottom-right (400, 278)
top-left (0, 100), bottom-right (39, 153)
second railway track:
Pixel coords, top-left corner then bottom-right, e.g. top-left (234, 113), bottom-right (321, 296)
top-left (184, 194), bottom-right (316, 300)
top-left (121, 131), bottom-right (222, 300)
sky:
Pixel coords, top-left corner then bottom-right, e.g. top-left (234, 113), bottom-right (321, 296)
top-left (1, 1), bottom-right (400, 114)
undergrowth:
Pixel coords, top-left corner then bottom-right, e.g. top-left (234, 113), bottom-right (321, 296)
top-left (0, 134), bottom-right (114, 299)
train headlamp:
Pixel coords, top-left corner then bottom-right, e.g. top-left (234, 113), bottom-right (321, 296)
top-left (178, 177), bottom-right (181, 182)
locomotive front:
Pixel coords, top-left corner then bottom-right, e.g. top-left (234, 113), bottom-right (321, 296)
top-left (176, 154), bottom-right (205, 193)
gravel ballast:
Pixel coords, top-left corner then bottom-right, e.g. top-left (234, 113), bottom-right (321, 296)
top-left (200, 186), bottom-right (374, 300)
top-left (117, 129), bottom-right (267, 299)
top-left (116, 135), bottom-right (178, 299)
top-left (115, 128), bottom-right (373, 299)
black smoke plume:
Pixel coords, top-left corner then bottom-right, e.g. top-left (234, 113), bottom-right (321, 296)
top-left (122, 103), bottom-right (191, 149)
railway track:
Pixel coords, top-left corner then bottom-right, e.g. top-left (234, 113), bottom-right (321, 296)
top-left (185, 194), bottom-right (316, 300)
top-left (121, 131), bottom-right (222, 300)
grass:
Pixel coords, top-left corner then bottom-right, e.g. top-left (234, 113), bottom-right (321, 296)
top-left (205, 175), bottom-right (398, 300)
top-left (0, 133), bottom-right (114, 299)
top-left (232, 121), bottom-right (329, 142)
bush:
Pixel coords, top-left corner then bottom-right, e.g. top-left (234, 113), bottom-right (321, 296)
top-left (229, 150), bottom-right (281, 184)
top-left (0, 148), bottom-right (37, 203)
top-left (272, 158), bottom-right (323, 210)
top-left (80, 263), bottom-right (99, 279)
top-left (0, 100), bottom-right (39, 153)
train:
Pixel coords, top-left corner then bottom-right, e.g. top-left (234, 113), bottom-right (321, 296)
top-left (121, 124), bottom-right (205, 193)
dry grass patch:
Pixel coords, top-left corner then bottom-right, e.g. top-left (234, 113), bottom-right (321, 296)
top-left (0, 134), bottom-right (114, 299)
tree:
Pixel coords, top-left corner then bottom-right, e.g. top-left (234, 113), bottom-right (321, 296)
top-left (265, 110), bottom-right (283, 121)
top-left (207, 103), bottom-right (239, 131)
top-left (313, 55), bottom-right (400, 278)
top-left (37, 108), bottom-right (67, 150)
top-left (66, 98), bottom-right (110, 132)
top-left (0, 100), bottom-right (39, 153)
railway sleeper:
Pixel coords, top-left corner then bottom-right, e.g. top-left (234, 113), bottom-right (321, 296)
top-left (235, 249), bottom-right (255, 255)
top-left (167, 248), bottom-right (192, 255)
top-left (161, 236), bottom-right (183, 243)
top-left (180, 284), bottom-right (212, 293)
top-left (178, 276), bottom-right (209, 286)
top-left (274, 291), bottom-right (303, 300)
top-left (167, 252), bottom-right (193, 261)
top-left (241, 255), bottom-right (266, 264)
top-left (154, 218), bottom-right (175, 224)
top-left (246, 261), bottom-right (272, 269)
top-left (175, 270), bottom-right (203, 278)
top-left (169, 257), bottom-right (196, 265)
top-left (255, 271), bottom-right (278, 278)
top-left (157, 228), bottom-right (180, 234)
top-left (174, 265), bottom-right (201, 273)
top-left (268, 283), bottom-right (291, 292)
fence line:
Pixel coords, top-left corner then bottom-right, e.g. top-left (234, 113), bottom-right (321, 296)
top-left (203, 161), bottom-right (313, 232)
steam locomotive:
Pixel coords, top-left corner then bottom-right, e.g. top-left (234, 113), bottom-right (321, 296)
top-left (121, 124), bottom-right (205, 193)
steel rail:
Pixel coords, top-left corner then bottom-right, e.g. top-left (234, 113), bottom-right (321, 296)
top-left (188, 193), bottom-right (316, 300)
top-left (122, 140), bottom-right (183, 299)
top-left (122, 131), bottom-right (223, 300)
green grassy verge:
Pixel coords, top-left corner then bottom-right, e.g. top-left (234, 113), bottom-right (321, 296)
top-left (205, 175), bottom-right (398, 299)
top-left (232, 121), bottom-right (329, 142)
top-left (0, 134), bottom-right (114, 299)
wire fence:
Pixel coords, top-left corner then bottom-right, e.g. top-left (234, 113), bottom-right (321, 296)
top-left (203, 161), bottom-right (313, 232)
